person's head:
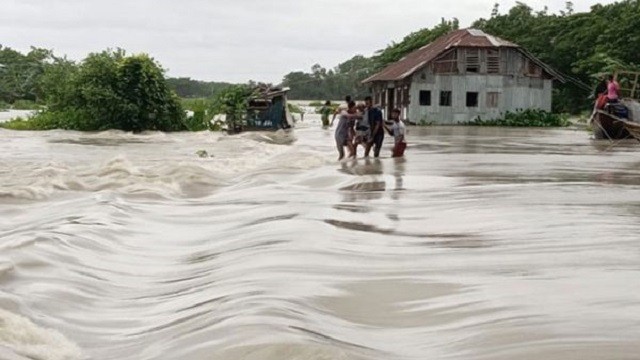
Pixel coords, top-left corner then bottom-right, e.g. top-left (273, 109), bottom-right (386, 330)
top-left (345, 95), bottom-right (352, 103)
top-left (347, 100), bottom-right (357, 113)
top-left (364, 96), bottom-right (373, 107)
top-left (325, 100), bottom-right (331, 106)
top-left (391, 108), bottom-right (401, 121)
top-left (608, 74), bottom-right (615, 81)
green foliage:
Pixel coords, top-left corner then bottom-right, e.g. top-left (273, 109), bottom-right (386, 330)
top-left (0, 100), bottom-right (8, 111)
top-left (11, 100), bottom-right (42, 110)
top-left (465, 109), bottom-right (570, 127)
top-left (280, 1), bottom-right (640, 115)
top-left (0, 46), bottom-right (51, 104)
top-left (182, 98), bottom-right (211, 131)
top-left (473, 0), bottom-right (640, 113)
top-left (373, 18), bottom-right (460, 70)
top-left (281, 55), bottom-right (376, 100)
top-left (209, 84), bottom-right (254, 127)
top-left (0, 117), bottom-right (36, 130)
top-left (280, 19), bottom-right (458, 101)
top-left (166, 77), bottom-right (234, 98)
top-left (287, 103), bottom-right (303, 114)
top-left (1, 47), bottom-right (186, 131)
top-left (19, 49), bottom-right (187, 132)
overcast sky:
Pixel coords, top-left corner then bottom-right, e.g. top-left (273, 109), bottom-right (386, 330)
top-left (1, 0), bottom-right (617, 84)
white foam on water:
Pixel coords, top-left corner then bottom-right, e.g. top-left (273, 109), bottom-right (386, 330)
top-left (0, 308), bottom-right (83, 360)
top-left (0, 127), bottom-right (321, 201)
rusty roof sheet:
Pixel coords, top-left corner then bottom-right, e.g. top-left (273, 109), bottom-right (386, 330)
top-left (363, 28), bottom-right (562, 83)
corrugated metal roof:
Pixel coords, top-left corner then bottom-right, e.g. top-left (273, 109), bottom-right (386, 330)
top-left (363, 28), bottom-right (563, 83)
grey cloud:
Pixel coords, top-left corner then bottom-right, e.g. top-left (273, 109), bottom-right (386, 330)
top-left (1, 0), bottom-right (617, 83)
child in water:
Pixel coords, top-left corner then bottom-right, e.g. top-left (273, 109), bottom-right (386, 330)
top-left (385, 108), bottom-right (406, 157)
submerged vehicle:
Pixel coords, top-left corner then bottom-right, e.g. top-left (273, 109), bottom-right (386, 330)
top-left (591, 71), bottom-right (640, 140)
top-left (226, 86), bottom-right (294, 134)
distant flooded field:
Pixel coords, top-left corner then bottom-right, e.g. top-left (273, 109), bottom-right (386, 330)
top-left (1, 115), bottom-right (639, 360)
top-left (0, 110), bottom-right (35, 123)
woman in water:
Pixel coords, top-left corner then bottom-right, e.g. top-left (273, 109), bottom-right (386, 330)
top-left (334, 101), bottom-right (360, 160)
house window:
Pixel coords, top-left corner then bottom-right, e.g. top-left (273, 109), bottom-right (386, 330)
top-left (486, 92), bottom-right (499, 108)
top-left (466, 92), bottom-right (478, 107)
top-left (487, 49), bottom-right (500, 74)
top-left (433, 50), bottom-right (458, 74)
top-left (465, 49), bottom-right (480, 73)
top-left (419, 90), bottom-right (431, 106)
top-left (440, 91), bottom-right (452, 106)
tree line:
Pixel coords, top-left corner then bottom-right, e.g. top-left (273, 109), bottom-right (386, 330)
top-left (3, 0), bottom-right (639, 131)
top-left (1, 48), bottom-right (187, 131)
top-left (279, 1), bottom-right (640, 113)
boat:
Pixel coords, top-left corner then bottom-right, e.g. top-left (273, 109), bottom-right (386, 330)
top-left (592, 108), bottom-right (632, 140)
top-left (226, 86), bottom-right (294, 134)
top-left (622, 118), bottom-right (640, 142)
top-left (590, 71), bottom-right (640, 140)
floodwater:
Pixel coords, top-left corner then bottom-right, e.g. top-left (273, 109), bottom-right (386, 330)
top-left (1, 116), bottom-right (640, 360)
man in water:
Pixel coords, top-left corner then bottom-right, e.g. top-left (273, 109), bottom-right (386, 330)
top-left (334, 101), bottom-right (359, 160)
top-left (320, 100), bottom-right (332, 128)
top-left (384, 108), bottom-right (406, 157)
top-left (364, 96), bottom-right (384, 158)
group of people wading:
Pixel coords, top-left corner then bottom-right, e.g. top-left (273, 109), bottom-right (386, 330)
top-left (320, 96), bottom-right (406, 161)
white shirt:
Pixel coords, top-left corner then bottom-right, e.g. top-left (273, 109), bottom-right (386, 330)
top-left (392, 121), bottom-right (406, 144)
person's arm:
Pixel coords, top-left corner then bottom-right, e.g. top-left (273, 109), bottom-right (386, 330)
top-left (330, 108), bottom-right (338, 125)
top-left (383, 123), bottom-right (393, 136)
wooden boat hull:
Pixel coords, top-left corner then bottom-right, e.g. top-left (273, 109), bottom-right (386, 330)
top-left (592, 110), bottom-right (631, 140)
top-left (622, 120), bottom-right (640, 142)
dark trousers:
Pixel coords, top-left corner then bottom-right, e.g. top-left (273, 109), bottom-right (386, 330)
top-left (372, 132), bottom-right (384, 157)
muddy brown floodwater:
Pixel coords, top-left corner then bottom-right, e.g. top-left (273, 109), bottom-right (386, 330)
top-left (1, 117), bottom-right (639, 360)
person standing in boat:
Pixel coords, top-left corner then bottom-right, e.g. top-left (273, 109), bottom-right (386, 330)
top-left (588, 76), bottom-right (608, 123)
top-left (364, 96), bottom-right (384, 158)
top-left (334, 100), bottom-right (359, 160)
top-left (606, 74), bottom-right (620, 104)
top-left (320, 100), bottom-right (332, 128)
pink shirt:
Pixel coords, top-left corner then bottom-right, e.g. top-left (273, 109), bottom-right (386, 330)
top-left (607, 81), bottom-right (620, 100)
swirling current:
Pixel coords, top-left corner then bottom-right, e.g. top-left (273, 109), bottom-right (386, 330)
top-left (1, 114), bottom-right (640, 360)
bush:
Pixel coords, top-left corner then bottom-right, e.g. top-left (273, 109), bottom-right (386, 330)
top-left (209, 84), bottom-right (254, 127)
top-left (465, 109), bottom-right (570, 127)
top-left (8, 49), bottom-right (186, 132)
top-left (182, 98), bottom-right (211, 131)
top-left (287, 103), bottom-right (303, 114)
top-left (11, 100), bottom-right (43, 110)
top-left (0, 117), bottom-right (34, 130)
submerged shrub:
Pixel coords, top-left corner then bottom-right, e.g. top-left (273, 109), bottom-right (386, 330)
top-left (465, 109), bottom-right (570, 127)
top-left (7, 49), bottom-right (186, 132)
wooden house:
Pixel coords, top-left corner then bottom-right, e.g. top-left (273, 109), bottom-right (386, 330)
top-left (362, 28), bottom-right (565, 124)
